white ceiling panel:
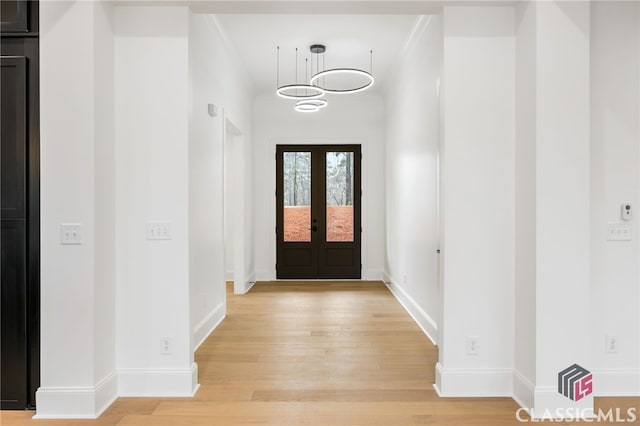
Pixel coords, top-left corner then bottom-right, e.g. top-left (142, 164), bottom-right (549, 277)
top-left (214, 14), bottom-right (421, 93)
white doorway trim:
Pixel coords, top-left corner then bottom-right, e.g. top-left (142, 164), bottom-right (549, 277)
top-left (224, 116), bottom-right (253, 294)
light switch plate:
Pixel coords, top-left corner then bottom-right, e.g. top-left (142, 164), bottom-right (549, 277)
top-left (606, 222), bottom-right (631, 241)
top-left (147, 221), bottom-right (172, 240)
top-left (61, 223), bottom-right (82, 245)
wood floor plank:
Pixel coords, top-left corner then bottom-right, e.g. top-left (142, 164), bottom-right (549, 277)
top-left (2, 281), bottom-right (636, 426)
top-left (250, 389), bottom-right (439, 402)
top-left (150, 400), bottom-right (522, 418)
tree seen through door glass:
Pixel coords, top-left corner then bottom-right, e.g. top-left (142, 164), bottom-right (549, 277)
top-left (326, 152), bottom-right (354, 242)
top-left (283, 152), bottom-right (311, 242)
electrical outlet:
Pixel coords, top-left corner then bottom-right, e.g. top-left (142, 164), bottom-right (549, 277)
top-left (606, 335), bottom-right (618, 353)
top-left (606, 222), bottom-right (631, 241)
top-left (467, 336), bottom-right (479, 355)
top-left (147, 221), bottom-right (172, 240)
top-left (160, 337), bottom-right (173, 355)
top-left (60, 223), bottom-right (83, 245)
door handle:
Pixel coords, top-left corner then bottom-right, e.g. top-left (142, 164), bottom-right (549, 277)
top-left (312, 226), bottom-right (318, 232)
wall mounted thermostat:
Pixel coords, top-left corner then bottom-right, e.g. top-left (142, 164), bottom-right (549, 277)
top-left (621, 204), bottom-right (632, 221)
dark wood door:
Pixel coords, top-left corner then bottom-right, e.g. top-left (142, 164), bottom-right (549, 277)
top-left (276, 145), bottom-right (361, 279)
top-left (1, 56), bottom-right (29, 410)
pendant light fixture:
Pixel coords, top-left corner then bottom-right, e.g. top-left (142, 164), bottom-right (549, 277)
top-left (276, 44), bottom-right (374, 112)
top-left (276, 47), bottom-right (325, 101)
top-left (310, 47), bottom-right (374, 94)
top-left (295, 98), bottom-right (328, 113)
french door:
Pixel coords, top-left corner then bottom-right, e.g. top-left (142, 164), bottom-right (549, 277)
top-left (276, 145), bottom-right (361, 279)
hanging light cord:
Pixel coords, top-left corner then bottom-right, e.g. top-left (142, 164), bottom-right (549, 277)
top-left (370, 50), bottom-right (373, 75)
top-left (305, 58), bottom-right (308, 95)
top-left (276, 46), bottom-right (280, 89)
top-left (322, 51), bottom-right (325, 88)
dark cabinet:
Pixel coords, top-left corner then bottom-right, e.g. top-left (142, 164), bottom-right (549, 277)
top-left (1, 56), bottom-right (29, 410)
top-left (1, 57), bottom-right (27, 219)
top-left (1, 0), bottom-right (29, 33)
top-left (0, 221), bottom-right (28, 409)
top-left (1, 0), bottom-right (39, 410)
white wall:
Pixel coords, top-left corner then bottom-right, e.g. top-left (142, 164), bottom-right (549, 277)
top-left (533, 1), bottom-right (592, 415)
top-left (512, 1), bottom-right (595, 416)
top-left (437, 6), bottom-right (515, 397)
top-left (383, 15), bottom-right (442, 344)
top-left (114, 5), bottom-right (196, 396)
top-left (253, 92), bottom-right (385, 281)
top-left (189, 14), bottom-right (224, 349)
top-left (92, 0), bottom-right (117, 411)
top-left (243, 126), bottom-right (255, 290)
top-left (438, 0), bottom-right (636, 414)
top-left (514, 0), bottom-right (537, 408)
top-left (227, 120), bottom-right (256, 294)
top-left (224, 138), bottom-right (234, 281)
top-left (187, 13), bottom-right (254, 345)
top-left (590, 1), bottom-right (640, 396)
top-left (35, 1), bottom-right (640, 420)
top-left (37, 3), bottom-right (255, 417)
top-left (37, 0), bottom-right (117, 418)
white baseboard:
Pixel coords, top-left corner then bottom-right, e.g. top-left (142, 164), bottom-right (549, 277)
top-left (193, 301), bottom-right (226, 350)
top-left (363, 269), bottom-right (384, 280)
top-left (383, 272), bottom-right (438, 345)
top-left (244, 272), bottom-right (256, 292)
top-left (234, 272), bottom-right (256, 294)
top-left (225, 271), bottom-right (233, 281)
top-left (118, 362), bottom-right (199, 397)
top-left (513, 369), bottom-right (535, 409)
top-left (592, 369), bottom-right (640, 396)
top-left (243, 280), bottom-right (256, 293)
top-left (434, 362), bottom-right (512, 397)
top-left (34, 371), bottom-right (118, 419)
top-left (255, 269), bottom-right (274, 282)
top-left (529, 386), bottom-right (594, 419)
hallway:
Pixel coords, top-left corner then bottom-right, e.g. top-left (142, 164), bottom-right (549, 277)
top-left (3, 282), bottom-right (637, 424)
top-left (4, 281), bottom-right (525, 425)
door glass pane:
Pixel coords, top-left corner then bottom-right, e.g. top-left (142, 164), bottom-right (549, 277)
top-left (283, 152), bottom-right (311, 242)
top-left (326, 152), bottom-right (354, 242)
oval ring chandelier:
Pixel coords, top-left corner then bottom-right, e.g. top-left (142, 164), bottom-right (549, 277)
top-left (276, 44), bottom-right (374, 112)
top-left (309, 44), bottom-right (374, 95)
top-left (295, 98), bottom-right (328, 113)
top-left (276, 84), bottom-right (325, 100)
top-left (310, 68), bottom-right (374, 95)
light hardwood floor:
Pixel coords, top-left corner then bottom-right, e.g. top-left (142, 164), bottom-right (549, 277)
top-left (2, 281), bottom-right (637, 425)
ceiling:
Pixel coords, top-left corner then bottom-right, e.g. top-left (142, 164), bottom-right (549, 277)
top-left (214, 14), bottom-right (421, 94)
